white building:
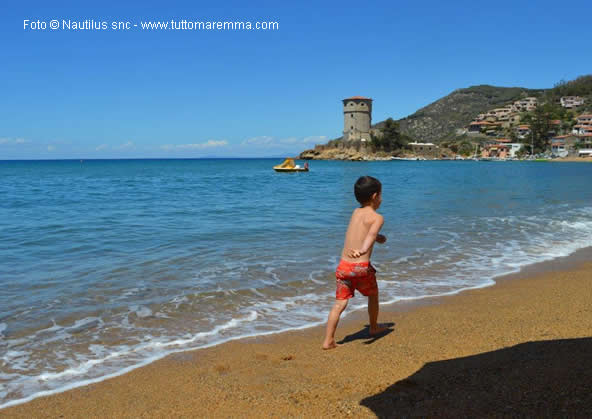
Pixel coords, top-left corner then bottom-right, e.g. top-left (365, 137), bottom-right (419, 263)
top-left (572, 115), bottom-right (592, 135)
top-left (516, 125), bottom-right (531, 139)
top-left (560, 96), bottom-right (585, 108)
top-left (408, 141), bottom-right (438, 152)
top-left (513, 97), bottom-right (537, 111)
top-left (508, 143), bottom-right (523, 158)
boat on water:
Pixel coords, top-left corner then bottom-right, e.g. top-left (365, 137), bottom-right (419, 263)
top-left (273, 158), bottom-right (309, 172)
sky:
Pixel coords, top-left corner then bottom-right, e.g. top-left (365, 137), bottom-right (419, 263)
top-left (1, 0), bottom-right (591, 159)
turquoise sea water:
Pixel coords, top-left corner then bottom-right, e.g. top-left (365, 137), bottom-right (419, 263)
top-left (1, 158), bottom-right (592, 407)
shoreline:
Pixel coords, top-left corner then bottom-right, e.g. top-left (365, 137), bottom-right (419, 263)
top-left (2, 245), bottom-right (590, 411)
top-left (3, 247), bottom-right (592, 416)
top-left (300, 155), bottom-right (592, 162)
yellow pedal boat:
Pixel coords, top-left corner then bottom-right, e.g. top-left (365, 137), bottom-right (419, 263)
top-left (273, 158), bottom-right (309, 172)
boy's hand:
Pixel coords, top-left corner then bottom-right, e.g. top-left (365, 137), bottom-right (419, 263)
top-left (347, 248), bottom-right (365, 258)
top-left (376, 234), bottom-right (387, 244)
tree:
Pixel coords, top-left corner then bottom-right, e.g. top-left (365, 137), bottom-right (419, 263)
top-left (458, 141), bottom-right (474, 156)
top-left (374, 118), bottom-right (408, 152)
top-left (529, 106), bottom-right (552, 154)
top-left (370, 133), bottom-right (383, 151)
top-left (516, 145), bottom-right (528, 158)
top-left (509, 128), bottom-right (520, 143)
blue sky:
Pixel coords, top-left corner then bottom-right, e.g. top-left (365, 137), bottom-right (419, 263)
top-left (1, 0), bottom-right (591, 159)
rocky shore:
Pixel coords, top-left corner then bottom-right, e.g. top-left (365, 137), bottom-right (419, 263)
top-left (299, 146), bottom-right (392, 161)
top-left (298, 145), bottom-right (448, 161)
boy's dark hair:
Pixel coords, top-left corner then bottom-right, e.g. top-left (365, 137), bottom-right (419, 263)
top-left (354, 176), bottom-right (381, 205)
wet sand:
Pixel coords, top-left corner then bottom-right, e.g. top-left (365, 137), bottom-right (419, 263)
top-left (3, 260), bottom-right (592, 417)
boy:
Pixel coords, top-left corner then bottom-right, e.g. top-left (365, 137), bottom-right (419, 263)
top-left (322, 176), bottom-right (387, 350)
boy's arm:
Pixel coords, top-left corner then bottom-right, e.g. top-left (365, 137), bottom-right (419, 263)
top-left (348, 215), bottom-right (384, 258)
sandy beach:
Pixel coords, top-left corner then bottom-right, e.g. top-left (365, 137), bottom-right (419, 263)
top-left (3, 258), bottom-right (592, 417)
top-left (554, 156), bottom-right (592, 162)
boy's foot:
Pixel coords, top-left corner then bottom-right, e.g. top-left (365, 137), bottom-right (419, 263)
top-left (369, 325), bottom-right (388, 336)
top-left (322, 340), bottom-right (338, 350)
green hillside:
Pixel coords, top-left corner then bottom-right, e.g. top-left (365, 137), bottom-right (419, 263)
top-left (379, 85), bottom-right (545, 143)
top-left (544, 75), bottom-right (592, 112)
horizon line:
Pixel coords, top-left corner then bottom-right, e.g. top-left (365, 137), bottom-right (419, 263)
top-left (0, 156), bottom-right (302, 162)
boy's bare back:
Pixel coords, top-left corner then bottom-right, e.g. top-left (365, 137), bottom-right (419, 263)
top-left (341, 206), bottom-right (384, 262)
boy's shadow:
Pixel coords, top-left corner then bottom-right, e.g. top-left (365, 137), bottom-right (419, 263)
top-left (337, 322), bottom-right (395, 345)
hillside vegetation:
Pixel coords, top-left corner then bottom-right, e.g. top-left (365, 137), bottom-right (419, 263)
top-left (544, 75), bottom-right (592, 112)
top-left (381, 85), bottom-right (545, 143)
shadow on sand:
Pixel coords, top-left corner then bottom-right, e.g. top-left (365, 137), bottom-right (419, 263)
top-left (337, 322), bottom-right (395, 345)
top-left (360, 337), bottom-right (592, 417)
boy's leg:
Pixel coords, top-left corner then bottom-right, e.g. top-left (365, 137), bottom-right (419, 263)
top-left (322, 299), bottom-right (348, 349)
top-left (368, 294), bottom-right (387, 335)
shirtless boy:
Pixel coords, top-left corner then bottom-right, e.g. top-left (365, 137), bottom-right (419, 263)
top-left (322, 176), bottom-right (387, 350)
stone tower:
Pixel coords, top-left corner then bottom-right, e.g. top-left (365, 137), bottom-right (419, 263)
top-left (342, 96), bottom-right (373, 142)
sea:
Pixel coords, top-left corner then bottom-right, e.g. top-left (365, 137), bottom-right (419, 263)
top-left (1, 158), bottom-right (592, 408)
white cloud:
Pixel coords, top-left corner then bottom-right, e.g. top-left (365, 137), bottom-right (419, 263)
top-left (0, 137), bottom-right (29, 145)
top-left (95, 144), bottom-right (108, 151)
top-left (279, 137), bottom-right (300, 145)
top-left (241, 136), bottom-right (274, 146)
top-left (240, 135), bottom-right (327, 148)
top-left (160, 140), bottom-right (228, 151)
top-left (47, 145), bottom-right (56, 151)
top-left (114, 141), bottom-right (135, 150)
top-left (302, 135), bottom-right (327, 144)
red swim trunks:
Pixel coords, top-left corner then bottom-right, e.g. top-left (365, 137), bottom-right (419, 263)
top-left (335, 259), bottom-right (378, 300)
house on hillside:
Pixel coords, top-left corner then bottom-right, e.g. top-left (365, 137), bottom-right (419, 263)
top-left (572, 125), bottom-right (592, 135)
top-left (577, 134), bottom-right (592, 156)
top-left (577, 133), bottom-right (592, 149)
top-left (468, 121), bottom-right (494, 134)
top-left (516, 125), bottom-right (531, 139)
top-left (577, 114), bottom-right (592, 125)
top-left (551, 135), bottom-right (579, 156)
top-left (509, 114), bottom-right (521, 125)
top-left (573, 114), bottom-right (592, 132)
top-left (551, 139), bottom-right (568, 156)
top-left (560, 96), bottom-right (585, 108)
top-left (547, 120), bottom-right (562, 136)
top-left (514, 97), bottom-right (537, 111)
top-left (490, 108), bottom-right (512, 120)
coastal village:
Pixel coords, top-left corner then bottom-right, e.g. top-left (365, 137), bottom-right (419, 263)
top-left (465, 96), bottom-right (591, 160)
top-left (300, 78), bottom-right (592, 161)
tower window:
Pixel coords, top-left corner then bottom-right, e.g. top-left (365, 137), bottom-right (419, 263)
top-left (349, 103), bottom-right (353, 106)
top-left (351, 126), bottom-right (354, 129)
top-left (361, 103), bottom-right (365, 106)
